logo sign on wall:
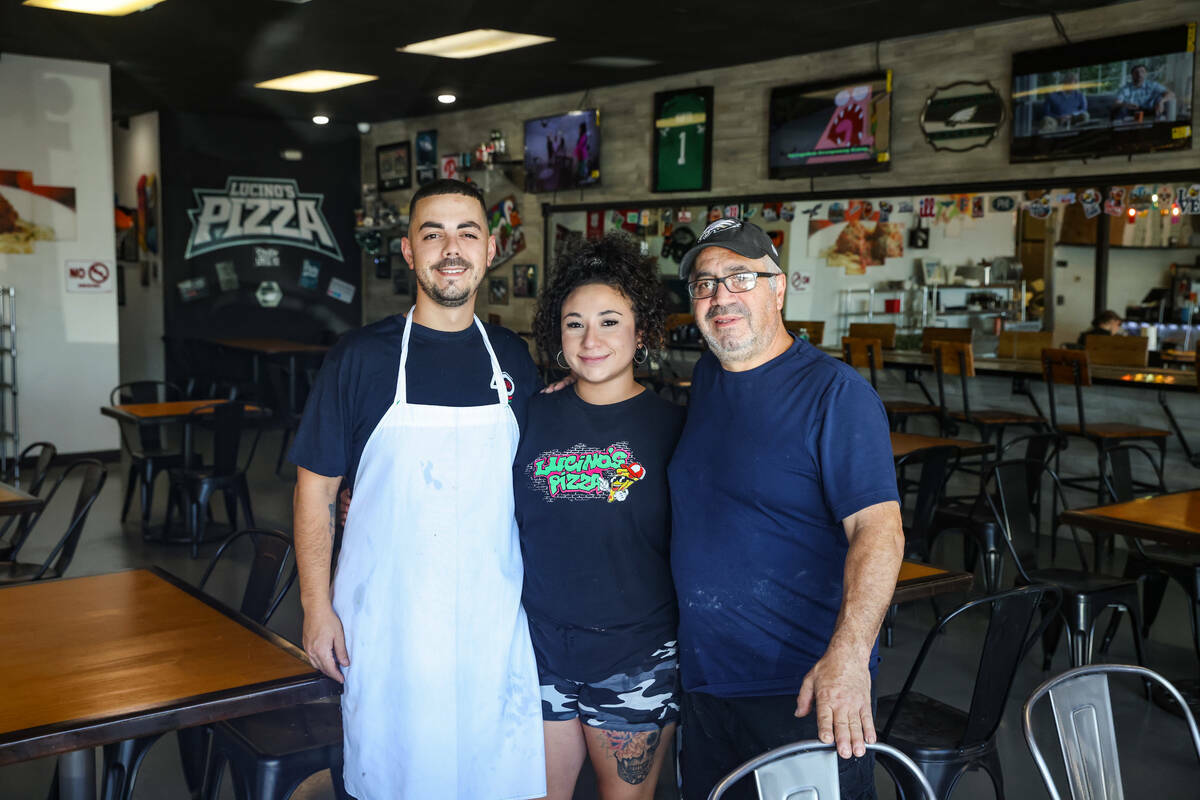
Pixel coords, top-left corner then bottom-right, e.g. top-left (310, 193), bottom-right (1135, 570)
top-left (65, 259), bottom-right (113, 292)
top-left (920, 81), bottom-right (1006, 153)
top-left (185, 177), bottom-right (343, 262)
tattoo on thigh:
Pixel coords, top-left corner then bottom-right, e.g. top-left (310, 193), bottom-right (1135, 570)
top-left (603, 729), bottom-right (661, 785)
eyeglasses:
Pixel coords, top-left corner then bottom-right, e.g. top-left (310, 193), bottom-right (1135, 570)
top-left (687, 271), bottom-right (777, 299)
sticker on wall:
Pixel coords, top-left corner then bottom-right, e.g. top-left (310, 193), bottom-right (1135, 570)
top-left (677, 209), bottom-right (693, 224)
top-left (971, 196), bottom-right (985, 219)
top-left (956, 195), bottom-right (971, 214)
top-left (1129, 185), bottom-right (1152, 204)
top-left (918, 197), bottom-right (937, 218)
top-left (1104, 187), bottom-right (1126, 216)
top-left (707, 205), bottom-right (722, 223)
top-left (878, 201), bottom-right (893, 222)
top-left (254, 247), bottom-right (280, 267)
top-left (214, 260), bottom-right (239, 292)
top-left (178, 277), bottom-right (209, 303)
top-left (760, 203), bottom-right (781, 222)
top-left (440, 155), bottom-right (460, 180)
top-left (780, 203), bottom-right (796, 222)
top-left (1055, 192), bottom-right (1077, 206)
top-left (326, 276), bottom-right (355, 304)
top-left (1080, 188), bottom-right (1103, 219)
top-left (790, 271), bottom-right (812, 293)
top-left (898, 200), bottom-right (914, 214)
top-left (1177, 185), bottom-right (1200, 215)
top-left (1027, 195), bottom-right (1052, 219)
top-left (0, 169), bottom-right (77, 254)
top-left (990, 196), bottom-right (1015, 212)
top-left (299, 259), bottom-right (321, 290)
top-left (256, 280), bottom-right (283, 308)
top-left (185, 176), bottom-right (343, 262)
top-left (723, 204), bottom-right (740, 220)
top-left (65, 259), bottom-right (113, 293)
top-left (586, 210), bottom-right (604, 240)
top-left (743, 205), bottom-right (759, 220)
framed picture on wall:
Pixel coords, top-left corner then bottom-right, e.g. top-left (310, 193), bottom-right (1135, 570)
top-left (377, 141), bottom-right (412, 191)
top-left (652, 86), bottom-right (713, 193)
top-left (513, 263), bottom-right (536, 298)
top-left (489, 276), bottom-right (510, 305)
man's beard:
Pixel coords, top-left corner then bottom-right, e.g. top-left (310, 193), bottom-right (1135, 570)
top-left (700, 300), bottom-right (760, 359)
top-left (415, 256), bottom-right (475, 307)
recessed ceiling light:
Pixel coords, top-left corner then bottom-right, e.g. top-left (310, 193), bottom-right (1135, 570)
top-left (575, 56), bottom-right (659, 69)
top-left (280, 149), bottom-right (304, 161)
top-left (437, 93), bottom-right (457, 104)
top-left (312, 114), bottom-right (330, 125)
top-left (399, 29), bottom-right (554, 59)
top-left (255, 70), bottom-right (378, 94)
top-left (22, 0), bottom-right (165, 14)
top-left (356, 122), bottom-right (371, 134)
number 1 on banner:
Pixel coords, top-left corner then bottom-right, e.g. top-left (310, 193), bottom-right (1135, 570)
top-left (677, 131), bottom-right (686, 165)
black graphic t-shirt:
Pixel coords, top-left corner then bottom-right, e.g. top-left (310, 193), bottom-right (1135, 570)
top-left (514, 387), bottom-right (686, 681)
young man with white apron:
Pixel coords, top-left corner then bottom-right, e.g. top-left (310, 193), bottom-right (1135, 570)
top-left (290, 180), bottom-right (546, 799)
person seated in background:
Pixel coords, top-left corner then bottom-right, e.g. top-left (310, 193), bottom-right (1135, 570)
top-left (1040, 70), bottom-right (1089, 131)
top-left (1076, 309), bottom-right (1124, 346)
top-left (1112, 64), bottom-right (1176, 121)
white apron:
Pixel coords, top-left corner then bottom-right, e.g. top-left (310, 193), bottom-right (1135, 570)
top-left (331, 312), bottom-right (545, 800)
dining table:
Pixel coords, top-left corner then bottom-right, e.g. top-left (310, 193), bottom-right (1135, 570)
top-left (892, 560), bottom-right (974, 605)
top-left (100, 399), bottom-right (267, 427)
top-left (1060, 489), bottom-right (1200, 716)
top-left (0, 568), bottom-right (338, 800)
top-left (205, 337), bottom-right (330, 413)
top-left (0, 479), bottom-right (43, 517)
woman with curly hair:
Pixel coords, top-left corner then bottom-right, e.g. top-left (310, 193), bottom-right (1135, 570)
top-left (515, 232), bottom-right (685, 800)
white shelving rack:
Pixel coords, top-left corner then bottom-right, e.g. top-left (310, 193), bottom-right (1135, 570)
top-left (837, 287), bottom-right (927, 339)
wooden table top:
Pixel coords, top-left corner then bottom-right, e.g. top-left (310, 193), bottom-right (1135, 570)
top-left (207, 338), bottom-right (331, 356)
top-left (0, 481), bottom-right (42, 516)
top-left (101, 400), bottom-right (265, 425)
top-left (892, 560), bottom-right (974, 605)
top-left (0, 568), bottom-right (335, 765)
top-left (891, 432), bottom-right (995, 460)
top-left (1059, 490), bottom-right (1200, 549)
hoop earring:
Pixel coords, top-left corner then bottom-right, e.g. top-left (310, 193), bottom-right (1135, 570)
top-left (633, 344), bottom-right (649, 365)
top-left (556, 350), bottom-right (569, 370)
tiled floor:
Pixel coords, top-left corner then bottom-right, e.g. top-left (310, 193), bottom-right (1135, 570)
top-left (3, 421), bottom-right (1200, 799)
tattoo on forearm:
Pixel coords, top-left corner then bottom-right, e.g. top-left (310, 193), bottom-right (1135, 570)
top-left (327, 502), bottom-right (334, 537)
top-left (602, 729), bottom-right (660, 785)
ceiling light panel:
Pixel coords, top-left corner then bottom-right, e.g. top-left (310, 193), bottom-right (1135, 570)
top-left (22, 0), bottom-right (166, 14)
top-left (398, 29), bottom-right (554, 59)
top-left (255, 70), bottom-right (379, 93)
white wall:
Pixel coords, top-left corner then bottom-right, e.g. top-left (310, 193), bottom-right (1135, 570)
top-left (113, 112), bottom-right (165, 383)
top-left (0, 54), bottom-right (119, 454)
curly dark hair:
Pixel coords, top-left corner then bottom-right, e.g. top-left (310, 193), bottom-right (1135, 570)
top-left (534, 232), bottom-right (667, 365)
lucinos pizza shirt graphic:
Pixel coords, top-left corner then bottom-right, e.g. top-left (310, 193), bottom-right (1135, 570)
top-left (530, 443), bottom-right (647, 503)
top-left (513, 389), bottom-right (685, 671)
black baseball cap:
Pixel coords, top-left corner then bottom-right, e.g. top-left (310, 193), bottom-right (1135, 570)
top-left (678, 218), bottom-right (781, 279)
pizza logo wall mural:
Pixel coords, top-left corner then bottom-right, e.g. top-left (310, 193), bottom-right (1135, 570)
top-left (0, 170), bottom-right (77, 254)
top-left (185, 176), bottom-right (343, 262)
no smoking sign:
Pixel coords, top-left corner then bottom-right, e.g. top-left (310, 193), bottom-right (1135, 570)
top-left (66, 259), bottom-right (115, 293)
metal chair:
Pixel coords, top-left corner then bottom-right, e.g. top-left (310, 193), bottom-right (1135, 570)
top-left (0, 460), bottom-right (106, 584)
top-left (980, 458), bottom-right (1146, 671)
top-left (1022, 664), bottom-right (1200, 800)
top-left (877, 584), bottom-right (1062, 800)
top-left (0, 440), bottom-right (57, 560)
top-left (95, 528), bottom-right (299, 800)
top-left (110, 380), bottom-right (185, 531)
top-left (706, 740), bottom-right (936, 799)
top-left (930, 340), bottom-right (1046, 453)
top-left (163, 401), bottom-right (262, 557)
top-left (842, 333), bottom-right (941, 432)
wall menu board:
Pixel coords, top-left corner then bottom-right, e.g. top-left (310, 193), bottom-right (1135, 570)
top-left (653, 87), bottom-right (713, 193)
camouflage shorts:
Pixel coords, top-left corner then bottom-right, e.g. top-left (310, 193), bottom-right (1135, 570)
top-left (540, 640), bottom-right (680, 730)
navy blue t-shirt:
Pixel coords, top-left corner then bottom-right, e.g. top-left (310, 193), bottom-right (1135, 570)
top-left (668, 336), bottom-right (898, 697)
top-left (289, 315), bottom-right (541, 486)
top-left (513, 387), bottom-right (685, 682)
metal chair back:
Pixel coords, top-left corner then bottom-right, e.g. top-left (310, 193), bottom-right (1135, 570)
top-left (1023, 664), bottom-right (1200, 800)
top-left (931, 340), bottom-right (975, 420)
top-left (109, 381), bottom-right (184, 453)
top-left (841, 336), bottom-right (882, 389)
top-left (706, 741), bottom-right (935, 799)
top-left (895, 445), bottom-right (959, 558)
top-left (198, 528), bottom-right (297, 625)
top-left (182, 401), bottom-right (261, 477)
top-left (27, 460), bottom-right (106, 580)
top-left (0, 441), bottom-right (57, 556)
top-left (1041, 348), bottom-right (1091, 435)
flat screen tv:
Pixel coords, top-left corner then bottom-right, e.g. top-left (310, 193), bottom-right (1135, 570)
top-left (524, 109), bottom-right (600, 193)
top-left (768, 71), bottom-right (892, 179)
top-left (1011, 23), bottom-right (1195, 162)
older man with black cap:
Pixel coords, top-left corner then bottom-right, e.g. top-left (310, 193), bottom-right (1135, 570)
top-left (667, 218), bottom-right (905, 799)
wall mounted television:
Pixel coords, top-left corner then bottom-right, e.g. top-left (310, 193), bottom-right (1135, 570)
top-left (1011, 23), bottom-right (1195, 162)
top-left (524, 109), bottom-right (601, 193)
top-left (767, 70), bottom-right (892, 179)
